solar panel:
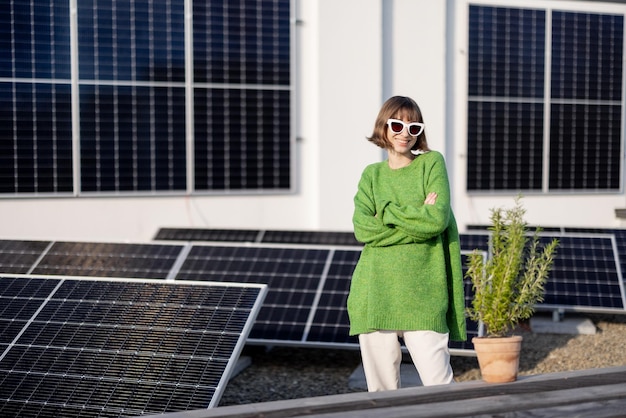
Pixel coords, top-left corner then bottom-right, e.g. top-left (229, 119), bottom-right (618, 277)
top-left (262, 230), bottom-right (361, 246)
top-left (460, 231), bottom-right (626, 312)
top-left (9, 229), bottom-right (623, 356)
top-left (303, 249), bottom-right (359, 346)
top-left (31, 241), bottom-right (186, 279)
top-left (173, 244), bottom-right (332, 343)
top-left (0, 274), bottom-right (267, 416)
top-left (0, 240), bottom-right (52, 274)
top-left (153, 227), bottom-right (360, 246)
top-left (170, 243), bottom-right (479, 354)
top-left (154, 228), bottom-right (263, 243)
top-left (543, 233), bottom-right (625, 310)
top-left (303, 250), bottom-right (480, 352)
top-left (565, 227), bottom-right (626, 306)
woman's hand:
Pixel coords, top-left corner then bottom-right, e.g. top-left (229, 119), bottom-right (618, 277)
top-left (424, 192), bottom-right (438, 205)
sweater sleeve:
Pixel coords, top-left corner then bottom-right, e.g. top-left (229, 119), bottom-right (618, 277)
top-left (353, 166), bottom-right (415, 247)
top-left (381, 152), bottom-right (451, 242)
top-left (444, 213), bottom-right (468, 342)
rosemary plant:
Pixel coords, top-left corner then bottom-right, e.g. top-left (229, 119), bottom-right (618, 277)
top-left (466, 198), bottom-right (559, 338)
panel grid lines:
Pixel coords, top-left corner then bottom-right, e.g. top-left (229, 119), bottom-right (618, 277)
top-left (1, 229), bottom-right (625, 358)
top-left (467, 5), bottom-right (624, 192)
top-left (0, 275), bottom-right (266, 416)
top-left (176, 244), bottom-right (329, 343)
top-left (31, 241), bottom-right (185, 279)
top-left (301, 248), bottom-right (336, 343)
top-left (460, 231), bottom-right (625, 312)
top-left (2, 0), bottom-right (292, 196)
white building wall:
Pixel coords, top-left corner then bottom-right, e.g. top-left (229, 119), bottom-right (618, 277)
top-left (0, 0), bottom-right (625, 243)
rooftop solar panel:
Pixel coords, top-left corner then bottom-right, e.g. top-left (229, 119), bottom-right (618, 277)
top-left (460, 231), bottom-right (626, 312)
top-left (171, 243), bottom-right (479, 354)
top-left (31, 241), bottom-right (186, 279)
top-left (301, 250), bottom-right (481, 352)
top-left (0, 240), bottom-right (52, 274)
top-left (2, 228), bottom-right (623, 358)
top-left (174, 244), bottom-right (332, 343)
top-left (154, 228), bottom-right (263, 243)
top-left (153, 227), bottom-right (360, 246)
top-left (565, 227), bottom-right (626, 304)
top-left (261, 230), bottom-right (360, 246)
top-left (303, 249), bottom-right (358, 347)
top-left (0, 274), bottom-right (267, 416)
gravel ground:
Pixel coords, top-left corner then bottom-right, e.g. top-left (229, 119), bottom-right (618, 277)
top-left (219, 313), bottom-right (626, 407)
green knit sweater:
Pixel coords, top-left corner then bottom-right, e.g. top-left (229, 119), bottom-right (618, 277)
top-left (348, 151), bottom-right (467, 342)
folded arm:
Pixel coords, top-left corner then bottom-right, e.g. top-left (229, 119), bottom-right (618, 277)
top-left (381, 154), bottom-right (451, 241)
top-left (352, 171), bottom-right (415, 247)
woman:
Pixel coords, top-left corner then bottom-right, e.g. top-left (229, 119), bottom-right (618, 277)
top-left (348, 96), bottom-right (466, 391)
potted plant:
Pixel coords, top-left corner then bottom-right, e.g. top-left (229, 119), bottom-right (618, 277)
top-left (465, 197), bottom-right (559, 383)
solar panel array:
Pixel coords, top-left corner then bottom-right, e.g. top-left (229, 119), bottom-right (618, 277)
top-left (464, 229), bottom-right (626, 312)
top-left (0, 238), bottom-right (478, 354)
top-left (154, 227), bottom-right (626, 314)
top-left (2, 0), bottom-right (293, 196)
top-left (171, 243), bottom-right (479, 352)
top-left (154, 227), bottom-right (361, 246)
top-left (30, 241), bottom-right (185, 279)
top-left (0, 274), bottom-right (267, 417)
top-left (2, 225), bottom-right (625, 360)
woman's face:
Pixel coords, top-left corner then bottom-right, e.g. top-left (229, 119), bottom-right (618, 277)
top-left (386, 113), bottom-right (419, 157)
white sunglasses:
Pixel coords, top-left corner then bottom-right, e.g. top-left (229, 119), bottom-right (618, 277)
top-left (386, 119), bottom-right (425, 137)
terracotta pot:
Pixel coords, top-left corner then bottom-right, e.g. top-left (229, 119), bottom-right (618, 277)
top-left (472, 335), bottom-right (523, 383)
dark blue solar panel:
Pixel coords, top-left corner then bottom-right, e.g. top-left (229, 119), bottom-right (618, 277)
top-left (542, 234), bottom-right (623, 309)
top-left (193, 1), bottom-right (290, 85)
top-left (31, 241), bottom-right (185, 279)
top-left (549, 103), bottom-right (621, 190)
top-left (79, 84), bottom-right (187, 193)
top-left (0, 82), bottom-right (73, 194)
top-left (306, 249), bottom-right (359, 347)
top-left (0, 2), bottom-right (71, 79)
top-left (0, 276), bottom-right (61, 345)
top-left (0, 275), bottom-right (266, 416)
top-left (551, 11), bottom-right (623, 101)
top-left (468, 6), bottom-right (545, 98)
top-left (0, 240), bottom-right (51, 274)
top-left (191, 0), bottom-right (292, 192)
top-left (467, 100), bottom-right (544, 191)
top-left (153, 227), bottom-right (361, 246)
top-left (77, 0), bottom-right (185, 82)
top-left (154, 227), bottom-right (262, 242)
top-left (193, 88), bottom-right (291, 191)
top-left (566, 228), bottom-right (626, 286)
top-left (467, 6), bottom-right (623, 193)
top-left (263, 230), bottom-right (360, 246)
top-left (460, 233), bottom-right (490, 253)
top-left (3, 0), bottom-right (292, 197)
top-left (461, 231), bottom-right (625, 312)
top-left (175, 244), bottom-right (330, 342)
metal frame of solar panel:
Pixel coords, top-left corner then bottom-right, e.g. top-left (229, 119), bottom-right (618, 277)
top-left (460, 230), bottom-right (626, 313)
top-left (0, 274), bottom-right (267, 416)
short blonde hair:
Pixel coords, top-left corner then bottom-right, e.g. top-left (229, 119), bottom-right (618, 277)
top-left (367, 96), bottom-right (429, 152)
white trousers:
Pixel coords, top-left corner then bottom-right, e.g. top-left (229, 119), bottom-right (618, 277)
top-left (358, 330), bottom-right (454, 391)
